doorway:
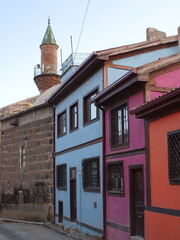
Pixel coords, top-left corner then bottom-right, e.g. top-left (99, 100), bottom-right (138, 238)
top-left (58, 201), bottom-right (63, 223)
top-left (130, 165), bottom-right (144, 238)
top-left (70, 167), bottom-right (77, 221)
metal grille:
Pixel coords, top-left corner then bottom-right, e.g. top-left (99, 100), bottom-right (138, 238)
top-left (107, 161), bottom-right (124, 195)
top-left (57, 164), bottom-right (67, 190)
top-left (168, 130), bottom-right (180, 184)
top-left (82, 158), bottom-right (100, 191)
top-left (61, 53), bottom-right (89, 74)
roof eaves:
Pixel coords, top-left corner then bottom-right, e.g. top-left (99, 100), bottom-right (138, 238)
top-left (94, 70), bottom-right (138, 106)
top-left (137, 52), bottom-right (180, 77)
top-left (96, 35), bottom-right (178, 57)
top-left (130, 87), bottom-right (180, 119)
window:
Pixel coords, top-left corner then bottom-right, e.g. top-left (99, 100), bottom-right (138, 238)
top-left (57, 111), bottom-right (67, 136)
top-left (111, 104), bottom-right (129, 148)
top-left (83, 89), bottom-right (98, 124)
top-left (20, 146), bottom-right (26, 168)
top-left (57, 164), bottom-right (67, 190)
top-left (168, 129), bottom-right (180, 184)
top-left (70, 102), bottom-right (78, 131)
top-left (82, 157), bottom-right (100, 192)
top-left (107, 162), bottom-right (124, 196)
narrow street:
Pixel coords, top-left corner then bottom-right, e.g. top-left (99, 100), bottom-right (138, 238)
top-left (0, 220), bottom-right (76, 240)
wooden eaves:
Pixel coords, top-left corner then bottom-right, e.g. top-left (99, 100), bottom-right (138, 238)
top-left (93, 70), bottom-right (145, 108)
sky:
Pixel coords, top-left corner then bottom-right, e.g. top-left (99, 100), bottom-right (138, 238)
top-left (0, 0), bottom-right (180, 108)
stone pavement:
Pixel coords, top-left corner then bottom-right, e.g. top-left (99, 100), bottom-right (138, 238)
top-left (0, 219), bottom-right (102, 240)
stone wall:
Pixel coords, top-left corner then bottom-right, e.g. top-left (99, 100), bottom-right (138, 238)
top-left (0, 105), bottom-right (54, 222)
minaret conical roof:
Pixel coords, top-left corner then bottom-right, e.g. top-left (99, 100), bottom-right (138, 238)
top-left (41, 18), bottom-right (57, 45)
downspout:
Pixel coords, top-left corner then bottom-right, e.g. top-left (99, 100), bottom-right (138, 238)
top-left (98, 105), bottom-right (106, 240)
top-left (145, 120), bottom-right (151, 206)
top-left (51, 104), bottom-right (56, 223)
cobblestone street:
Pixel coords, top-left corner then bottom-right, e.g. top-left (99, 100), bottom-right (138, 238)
top-left (0, 220), bottom-right (77, 240)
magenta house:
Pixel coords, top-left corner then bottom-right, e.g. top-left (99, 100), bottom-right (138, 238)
top-left (94, 53), bottom-right (180, 240)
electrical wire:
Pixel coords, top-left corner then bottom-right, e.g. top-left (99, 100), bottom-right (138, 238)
top-left (74, 0), bottom-right (91, 62)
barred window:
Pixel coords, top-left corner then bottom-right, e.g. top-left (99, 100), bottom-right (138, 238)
top-left (111, 104), bottom-right (129, 148)
top-left (82, 157), bottom-right (100, 192)
top-left (57, 164), bottom-right (67, 190)
top-left (168, 129), bottom-right (180, 184)
top-left (107, 162), bottom-right (124, 196)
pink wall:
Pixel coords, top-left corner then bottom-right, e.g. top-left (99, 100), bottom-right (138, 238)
top-left (155, 68), bottom-right (180, 88)
top-left (150, 91), bottom-right (164, 100)
top-left (106, 154), bottom-right (146, 240)
top-left (106, 226), bottom-right (129, 240)
top-left (150, 68), bottom-right (180, 100)
top-left (105, 90), bottom-right (147, 239)
top-left (105, 90), bottom-right (145, 155)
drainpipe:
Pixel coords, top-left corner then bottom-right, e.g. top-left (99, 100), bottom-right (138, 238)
top-left (77, 169), bottom-right (82, 231)
top-left (98, 105), bottom-right (106, 240)
top-left (52, 104), bottom-right (56, 223)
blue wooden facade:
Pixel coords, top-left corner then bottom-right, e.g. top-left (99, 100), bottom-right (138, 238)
top-left (53, 63), bottom-right (104, 236)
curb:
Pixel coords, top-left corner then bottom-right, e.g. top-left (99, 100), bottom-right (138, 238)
top-left (0, 218), bottom-right (44, 225)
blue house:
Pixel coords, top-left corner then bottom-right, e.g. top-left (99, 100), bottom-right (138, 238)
top-left (48, 27), bottom-right (180, 238)
top-left (49, 53), bottom-right (105, 236)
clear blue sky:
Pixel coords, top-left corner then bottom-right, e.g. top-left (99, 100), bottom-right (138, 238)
top-left (0, 0), bottom-right (179, 108)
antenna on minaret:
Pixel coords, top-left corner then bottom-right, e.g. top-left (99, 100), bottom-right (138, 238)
top-left (48, 17), bottom-right (50, 25)
top-left (60, 49), bottom-right (63, 68)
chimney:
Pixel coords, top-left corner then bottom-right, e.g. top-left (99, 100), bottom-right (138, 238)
top-left (146, 28), bottom-right (166, 41)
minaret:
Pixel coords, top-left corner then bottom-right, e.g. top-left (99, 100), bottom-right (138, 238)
top-left (34, 18), bottom-right (60, 94)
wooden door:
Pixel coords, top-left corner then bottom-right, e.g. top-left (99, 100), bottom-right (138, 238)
top-left (58, 201), bottom-right (63, 223)
top-left (70, 167), bottom-right (77, 221)
top-left (130, 166), bottom-right (144, 237)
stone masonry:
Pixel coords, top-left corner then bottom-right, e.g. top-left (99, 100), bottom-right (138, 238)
top-left (0, 105), bottom-right (54, 222)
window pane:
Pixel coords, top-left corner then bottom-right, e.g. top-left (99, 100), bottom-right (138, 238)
top-left (111, 104), bottom-right (129, 147)
top-left (84, 90), bottom-right (98, 124)
top-left (70, 103), bottom-right (78, 130)
top-left (58, 111), bottom-right (67, 136)
top-left (124, 106), bottom-right (128, 143)
top-left (107, 162), bottom-right (124, 195)
top-left (90, 93), bottom-right (97, 120)
top-left (117, 109), bottom-right (122, 143)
